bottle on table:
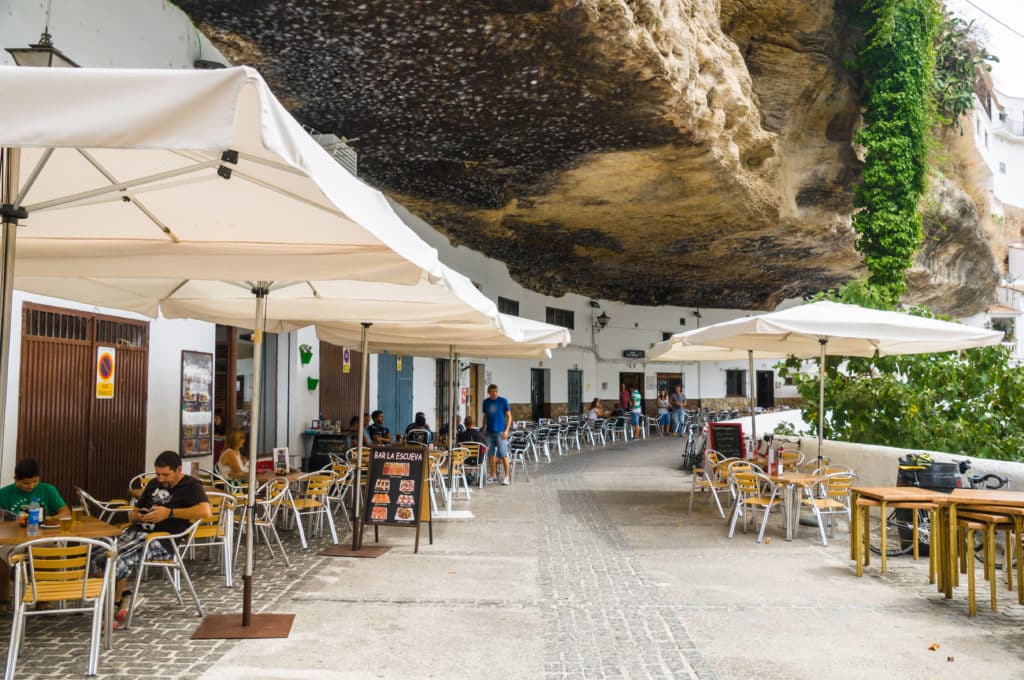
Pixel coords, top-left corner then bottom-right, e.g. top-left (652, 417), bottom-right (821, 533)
top-left (26, 497), bottom-right (42, 536)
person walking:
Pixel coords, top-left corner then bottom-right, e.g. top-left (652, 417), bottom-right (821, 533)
top-left (482, 384), bottom-right (512, 485)
top-left (630, 387), bottom-right (643, 440)
top-left (670, 385), bottom-right (686, 436)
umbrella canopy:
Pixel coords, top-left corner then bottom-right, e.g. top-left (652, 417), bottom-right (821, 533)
top-left (316, 312), bottom-right (571, 359)
top-left (0, 65), bottom-right (498, 634)
top-left (15, 266), bottom-right (501, 332)
top-left (682, 301), bottom-right (1004, 461)
top-left (682, 301), bottom-right (1003, 358)
top-left (1, 65), bottom-right (440, 284)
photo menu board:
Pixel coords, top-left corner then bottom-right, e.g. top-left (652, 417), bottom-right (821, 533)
top-left (180, 350), bottom-right (213, 458)
top-left (363, 445), bottom-right (426, 528)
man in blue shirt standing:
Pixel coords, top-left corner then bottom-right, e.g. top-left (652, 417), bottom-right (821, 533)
top-left (481, 383), bottom-right (512, 485)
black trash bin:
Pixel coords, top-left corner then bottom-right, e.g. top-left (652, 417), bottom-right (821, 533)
top-left (893, 458), bottom-right (959, 553)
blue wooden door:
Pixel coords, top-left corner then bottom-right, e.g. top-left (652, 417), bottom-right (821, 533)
top-left (377, 354), bottom-right (413, 437)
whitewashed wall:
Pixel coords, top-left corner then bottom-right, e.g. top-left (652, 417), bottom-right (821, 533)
top-left (0, 0), bottom-right (225, 69)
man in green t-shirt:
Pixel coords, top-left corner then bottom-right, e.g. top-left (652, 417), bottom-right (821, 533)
top-left (0, 459), bottom-right (69, 608)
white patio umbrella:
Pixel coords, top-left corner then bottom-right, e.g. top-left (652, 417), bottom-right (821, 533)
top-left (682, 301), bottom-right (1004, 463)
top-left (317, 312), bottom-right (570, 527)
top-left (647, 330), bottom-right (787, 445)
top-left (0, 65), bottom-right (485, 636)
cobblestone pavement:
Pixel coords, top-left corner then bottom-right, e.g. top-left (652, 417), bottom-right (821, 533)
top-left (0, 522), bottom-right (338, 679)
top-left (3, 437), bottom-right (1024, 679)
top-left (534, 447), bottom-right (715, 680)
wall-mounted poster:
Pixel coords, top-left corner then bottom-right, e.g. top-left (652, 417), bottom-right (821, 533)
top-left (181, 350), bottom-right (214, 458)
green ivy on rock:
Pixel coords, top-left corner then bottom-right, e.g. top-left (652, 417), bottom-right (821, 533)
top-left (852, 0), bottom-right (940, 306)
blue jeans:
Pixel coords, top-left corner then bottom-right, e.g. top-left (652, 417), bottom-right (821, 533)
top-left (659, 412), bottom-right (670, 427)
top-left (671, 409), bottom-right (685, 434)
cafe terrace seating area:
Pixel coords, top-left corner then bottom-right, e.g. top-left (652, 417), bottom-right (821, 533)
top-left (2, 423), bottom-right (1024, 678)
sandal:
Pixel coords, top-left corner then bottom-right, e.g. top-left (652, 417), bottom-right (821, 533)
top-left (112, 590), bottom-right (132, 629)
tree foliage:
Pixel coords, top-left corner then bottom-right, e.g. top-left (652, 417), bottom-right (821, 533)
top-left (932, 13), bottom-right (997, 132)
top-left (778, 284), bottom-right (1024, 462)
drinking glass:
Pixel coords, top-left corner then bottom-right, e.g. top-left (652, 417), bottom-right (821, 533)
top-left (71, 506), bottom-right (84, 526)
top-left (59, 515), bottom-right (73, 534)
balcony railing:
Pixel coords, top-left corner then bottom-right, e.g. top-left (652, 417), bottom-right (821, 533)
top-left (998, 113), bottom-right (1024, 137)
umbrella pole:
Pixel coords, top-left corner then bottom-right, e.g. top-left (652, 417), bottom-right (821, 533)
top-left (0, 149), bottom-right (20, 454)
top-left (747, 350), bottom-right (757, 453)
top-left (353, 323), bottom-right (370, 551)
top-left (193, 284), bottom-right (293, 639)
top-left (446, 346), bottom-right (456, 511)
top-left (242, 284), bottom-right (268, 626)
top-left (817, 338), bottom-right (827, 466)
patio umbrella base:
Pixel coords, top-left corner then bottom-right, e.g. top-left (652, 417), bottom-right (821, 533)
top-left (192, 613), bottom-right (294, 639)
top-left (799, 516), bottom-right (821, 528)
top-left (319, 545), bottom-right (391, 558)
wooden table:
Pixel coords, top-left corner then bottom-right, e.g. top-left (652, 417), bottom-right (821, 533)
top-left (850, 486), bottom-right (948, 575)
top-left (254, 470), bottom-right (304, 485)
top-left (0, 517), bottom-right (122, 545)
top-left (766, 472), bottom-right (821, 541)
top-left (940, 489), bottom-right (1024, 601)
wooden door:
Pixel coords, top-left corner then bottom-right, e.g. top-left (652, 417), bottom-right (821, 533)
top-left (319, 341), bottom-right (367, 425)
top-left (18, 304), bottom-right (149, 502)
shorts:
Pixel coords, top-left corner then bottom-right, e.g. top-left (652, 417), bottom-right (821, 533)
top-left (90, 527), bottom-right (174, 581)
top-left (659, 413), bottom-right (671, 426)
top-left (631, 412), bottom-right (641, 426)
top-left (484, 432), bottom-right (509, 459)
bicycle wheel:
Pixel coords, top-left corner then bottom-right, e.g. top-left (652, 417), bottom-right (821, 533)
top-left (681, 438), bottom-right (698, 470)
top-left (975, 532), bottom-right (1017, 571)
top-left (868, 509), bottom-right (915, 557)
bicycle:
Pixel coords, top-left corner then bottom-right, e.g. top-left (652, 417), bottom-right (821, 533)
top-left (868, 459), bottom-right (1011, 567)
top-left (680, 419), bottom-right (707, 471)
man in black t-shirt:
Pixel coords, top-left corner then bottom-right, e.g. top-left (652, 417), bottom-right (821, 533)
top-left (367, 410), bottom-right (392, 445)
top-left (94, 451), bottom-right (211, 626)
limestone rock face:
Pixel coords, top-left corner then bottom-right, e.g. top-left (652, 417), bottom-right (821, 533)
top-left (178, 0), bottom-right (992, 311)
top-left (904, 175), bottom-right (999, 317)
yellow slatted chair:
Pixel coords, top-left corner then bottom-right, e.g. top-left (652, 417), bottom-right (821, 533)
top-left (801, 472), bottom-right (857, 538)
top-left (779, 450), bottom-right (804, 472)
top-left (324, 461), bottom-right (354, 529)
top-left (75, 486), bottom-right (132, 529)
top-left (124, 520), bottom-right (204, 630)
top-left (182, 491), bottom-right (235, 587)
top-left (689, 450), bottom-right (731, 518)
top-left (728, 471), bottom-right (782, 543)
top-left (5, 538), bottom-right (115, 679)
top-left (289, 472), bottom-right (339, 546)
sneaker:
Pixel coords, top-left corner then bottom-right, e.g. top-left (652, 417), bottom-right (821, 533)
top-left (501, 478), bottom-right (510, 486)
top-left (486, 477), bottom-right (497, 484)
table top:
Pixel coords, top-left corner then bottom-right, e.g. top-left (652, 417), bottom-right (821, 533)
top-left (767, 472), bottom-right (820, 486)
top-left (0, 517), bottom-right (122, 545)
top-left (947, 488), bottom-right (1024, 507)
top-left (852, 486), bottom-right (949, 502)
top-left (255, 471), bottom-right (304, 484)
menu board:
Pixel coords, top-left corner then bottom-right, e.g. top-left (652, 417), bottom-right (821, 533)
top-left (709, 422), bottom-right (744, 459)
top-left (363, 445), bottom-right (426, 528)
top-left (180, 350), bottom-right (213, 458)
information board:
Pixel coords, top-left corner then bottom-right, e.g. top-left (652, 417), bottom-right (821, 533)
top-left (363, 445), bottom-right (427, 528)
top-left (709, 422), bottom-right (744, 459)
top-left (180, 350), bottom-right (213, 458)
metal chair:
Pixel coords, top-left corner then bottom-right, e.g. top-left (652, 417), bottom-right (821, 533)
top-left (75, 487), bottom-right (132, 527)
top-left (728, 471), bottom-right (782, 543)
top-left (182, 491), bottom-right (236, 587)
top-left (234, 477), bottom-right (292, 567)
top-left (124, 520), bottom-right (205, 629)
top-left (509, 437), bottom-right (531, 483)
top-left (5, 538), bottom-right (115, 679)
top-left (288, 472), bottom-right (339, 546)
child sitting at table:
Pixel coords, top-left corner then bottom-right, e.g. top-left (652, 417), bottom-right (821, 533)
top-left (0, 458), bottom-right (70, 612)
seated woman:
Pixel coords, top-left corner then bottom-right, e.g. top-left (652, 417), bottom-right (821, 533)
top-left (404, 412), bottom-right (433, 444)
top-left (216, 428), bottom-right (249, 480)
top-left (587, 397), bottom-right (604, 421)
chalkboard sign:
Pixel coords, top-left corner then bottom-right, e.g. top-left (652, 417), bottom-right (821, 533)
top-left (709, 423), bottom-right (744, 458)
top-left (363, 445), bottom-right (427, 529)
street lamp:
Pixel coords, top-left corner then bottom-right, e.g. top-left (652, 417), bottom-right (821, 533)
top-left (592, 311), bottom-right (610, 333)
top-left (5, 1), bottom-right (78, 68)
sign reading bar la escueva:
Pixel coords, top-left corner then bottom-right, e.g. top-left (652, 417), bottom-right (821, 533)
top-left (363, 446), bottom-right (426, 528)
top-left (622, 349), bottom-right (645, 359)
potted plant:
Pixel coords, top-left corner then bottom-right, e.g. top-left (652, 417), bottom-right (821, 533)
top-left (299, 343), bottom-right (313, 365)
top-left (307, 377), bottom-right (319, 391)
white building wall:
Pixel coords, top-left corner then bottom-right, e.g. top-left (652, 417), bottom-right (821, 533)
top-left (972, 92), bottom-right (1024, 211)
top-left (0, 0), bottom-right (225, 69)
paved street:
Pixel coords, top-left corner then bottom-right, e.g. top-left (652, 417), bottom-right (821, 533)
top-left (3, 436), bottom-right (1023, 679)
